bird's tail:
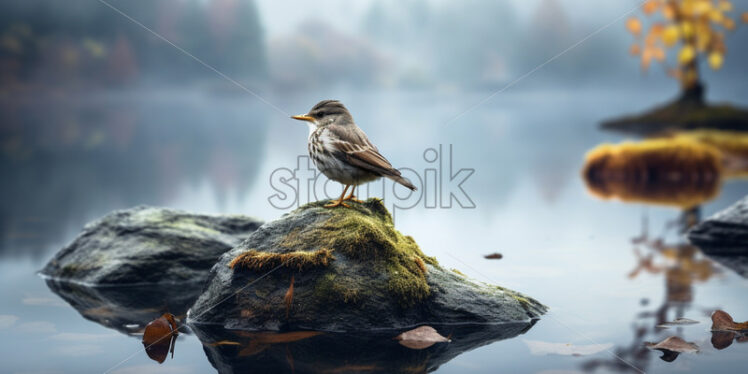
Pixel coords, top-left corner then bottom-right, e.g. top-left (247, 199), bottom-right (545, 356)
top-left (386, 174), bottom-right (417, 191)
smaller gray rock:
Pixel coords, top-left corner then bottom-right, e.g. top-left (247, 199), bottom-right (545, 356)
top-left (688, 195), bottom-right (748, 255)
top-left (41, 206), bottom-right (262, 285)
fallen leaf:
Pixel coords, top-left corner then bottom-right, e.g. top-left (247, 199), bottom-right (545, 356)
top-left (711, 310), bottom-right (748, 331)
top-left (142, 313), bottom-right (179, 363)
top-left (206, 340), bottom-right (241, 347)
top-left (395, 326), bottom-right (450, 350)
top-left (484, 253), bottom-right (503, 260)
top-left (235, 330), bottom-right (323, 343)
top-left (524, 340), bottom-right (613, 356)
top-left (711, 331), bottom-right (736, 350)
top-left (657, 317), bottom-right (699, 328)
top-left (645, 336), bottom-right (699, 354)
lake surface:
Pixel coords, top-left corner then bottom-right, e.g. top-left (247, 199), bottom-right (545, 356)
top-left (1, 87), bottom-right (747, 373)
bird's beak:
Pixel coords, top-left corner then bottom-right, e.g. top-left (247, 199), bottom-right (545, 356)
top-left (291, 114), bottom-right (315, 123)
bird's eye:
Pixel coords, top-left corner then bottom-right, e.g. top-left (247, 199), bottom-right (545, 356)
top-left (316, 111), bottom-right (325, 117)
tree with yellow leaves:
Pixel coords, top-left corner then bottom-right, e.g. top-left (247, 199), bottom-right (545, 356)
top-left (627, 0), bottom-right (747, 103)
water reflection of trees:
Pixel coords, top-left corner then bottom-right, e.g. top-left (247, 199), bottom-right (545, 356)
top-left (0, 94), bottom-right (267, 259)
top-left (582, 212), bottom-right (720, 372)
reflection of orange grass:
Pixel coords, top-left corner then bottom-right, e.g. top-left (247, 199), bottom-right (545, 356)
top-left (582, 139), bottom-right (722, 208)
top-left (667, 130), bottom-right (748, 178)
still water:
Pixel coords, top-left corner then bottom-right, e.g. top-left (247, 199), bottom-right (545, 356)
top-left (1, 87), bottom-right (747, 373)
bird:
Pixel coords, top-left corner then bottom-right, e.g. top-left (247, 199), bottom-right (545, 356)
top-left (291, 100), bottom-right (416, 208)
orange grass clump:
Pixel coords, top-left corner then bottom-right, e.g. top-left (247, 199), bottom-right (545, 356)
top-left (582, 138), bottom-right (723, 209)
top-left (229, 248), bottom-right (334, 272)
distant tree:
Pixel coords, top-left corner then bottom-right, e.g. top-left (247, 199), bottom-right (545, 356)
top-left (627, 0), bottom-right (748, 103)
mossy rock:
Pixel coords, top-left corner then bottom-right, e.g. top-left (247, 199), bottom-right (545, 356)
top-left (188, 199), bottom-right (547, 331)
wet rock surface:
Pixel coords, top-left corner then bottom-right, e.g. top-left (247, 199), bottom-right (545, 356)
top-left (41, 206), bottom-right (262, 285)
top-left (188, 199), bottom-right (547, 332)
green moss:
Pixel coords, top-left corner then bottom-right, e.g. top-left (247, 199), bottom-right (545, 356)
top-left (451, 268), bottom-right (467, 277)
top-left (313, 273), bottom-right (362, 304)
top-left (283, 198), bottom-right (438, 307)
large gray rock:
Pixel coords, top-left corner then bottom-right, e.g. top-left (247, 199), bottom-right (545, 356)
top-left (188, 199), bottom-right (547, 332)
top-left (41, 206), bottom-right (262, 285)
top-left (689, 195), bottom-right (748, 255)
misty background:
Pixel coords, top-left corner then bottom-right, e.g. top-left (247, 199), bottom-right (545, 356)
top-left (2, 0), bottom-right (748, 92)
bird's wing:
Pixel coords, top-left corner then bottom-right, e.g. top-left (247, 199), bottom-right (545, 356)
top-left (326, 125), bottom-right (402, 177)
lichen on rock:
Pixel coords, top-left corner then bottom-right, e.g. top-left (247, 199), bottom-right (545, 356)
top-left (188, 199), bottom-right (547, 332)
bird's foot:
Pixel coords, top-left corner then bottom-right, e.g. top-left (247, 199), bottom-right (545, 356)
top-left (342, 194), bottom-right (364, 203)
top-left (324, 200), bottom-right (350, 208)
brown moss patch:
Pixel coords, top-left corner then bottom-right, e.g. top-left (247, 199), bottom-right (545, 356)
top-left (582, 138), bottom-right (723, 208)
top-left (229, 248), bottom-right (334, 272)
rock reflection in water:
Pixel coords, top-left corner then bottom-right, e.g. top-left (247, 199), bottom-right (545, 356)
top-left (192, 322), bottom-right (537, 373)
top-left (44, 279), bottom-right (201, 335)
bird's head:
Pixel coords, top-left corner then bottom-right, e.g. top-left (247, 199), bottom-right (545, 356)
top-left (291, 100), bottom-right (353, 127)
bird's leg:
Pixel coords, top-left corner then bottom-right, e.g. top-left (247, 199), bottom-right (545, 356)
top-left (324, 185), bottom-right (350, 208)
top-left (342, 185), bottom-right (364, 203)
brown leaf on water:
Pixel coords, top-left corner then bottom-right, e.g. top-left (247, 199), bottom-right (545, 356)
top-left (711, 310), bottom-right (748, 331)
top-left (235, 331), bottom-right (323, 343)
top-left (395, 326), bottom-right (450, 350)
top-left (484, 253), bottom-right (503, 260)
top-left (711, 331), bottom-right (736, 350)
top-left (206, 340), bottom-right (241, 347)
top-left (645, 336), bottom-right (699, 354)
top-left (142, 313), bottom-right (179, 363)
top-left (657, 317), bottom-right (699, 328)
top-left (285, 275), bottom-right (294, 319)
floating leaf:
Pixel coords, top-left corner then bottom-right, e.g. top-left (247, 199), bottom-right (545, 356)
top-left (711, 331), bottom-right (737, 350)
top-left (206, 340), bottom-right (241, 347)
top-left (484, 253), bottom-right (503, 260)
top-left (711, 310), bottom-right (748, 331)
top-left (626, 17), bottom-right (642, 35)
top-left (645, 336), bottom-right (699, 354)
top-left (657, 317), bottom-right (699, 328)
top-left (235, 331), bottom-right (323, 343)
top-left (142, 313), bottom-right (179, 363)
top-left (524, 340), bottom-right (613, 356)
top-left (395, 326), bottom-right (450, 350)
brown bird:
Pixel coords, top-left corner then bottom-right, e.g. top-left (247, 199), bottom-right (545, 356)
top-left (291, 100), bottom-right (416, 208)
